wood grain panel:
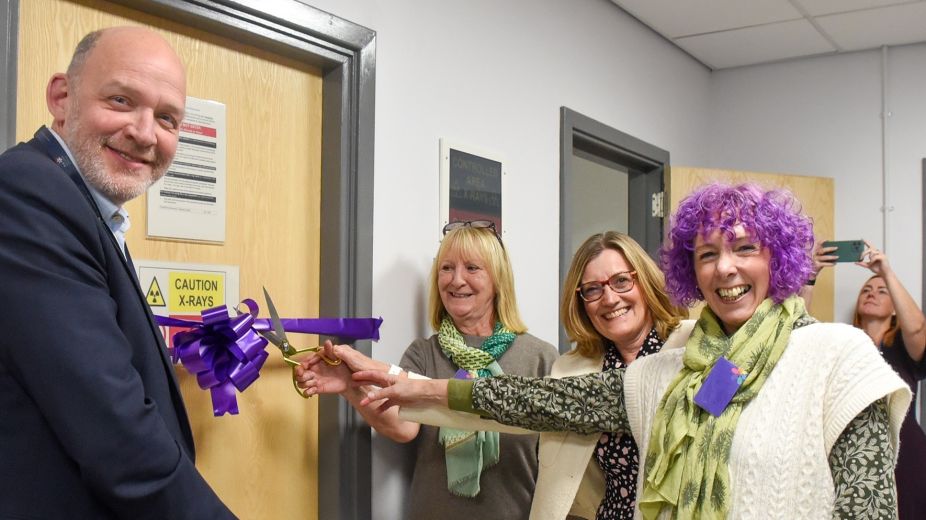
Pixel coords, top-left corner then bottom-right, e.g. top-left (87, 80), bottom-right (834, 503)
top-left (17, 1), bottom-right (323, 518)
top-left (669, 167), bottom-right (835, 322)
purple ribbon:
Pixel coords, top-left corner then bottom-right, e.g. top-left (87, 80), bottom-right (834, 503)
top-left (155, 300), bottom-right (382, 416)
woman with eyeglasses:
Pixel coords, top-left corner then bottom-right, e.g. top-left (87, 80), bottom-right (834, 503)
top-left (350, 183), bottom-right (912, 519)
top-left (297, 220), bottom-right (557, 520)
top-left (805, 240), bottom-right (926, 519)
top-left (523, 232), bottom-right (687, 519)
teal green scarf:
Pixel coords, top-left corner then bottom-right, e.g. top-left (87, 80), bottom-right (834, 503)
top-left (437, 317), bottom-right (516, 497)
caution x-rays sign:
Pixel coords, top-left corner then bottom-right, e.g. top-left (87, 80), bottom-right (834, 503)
top-left (134, 260), bottom-right (240, 348)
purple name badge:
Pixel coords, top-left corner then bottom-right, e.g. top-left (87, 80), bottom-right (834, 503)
top-left (693, 356), bottom-right (748, 417)
top-left (454, 368), bottom-right (476, 380)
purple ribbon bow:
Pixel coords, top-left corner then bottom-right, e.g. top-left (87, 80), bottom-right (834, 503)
top-left (155, 299), bottom-right (382, 416)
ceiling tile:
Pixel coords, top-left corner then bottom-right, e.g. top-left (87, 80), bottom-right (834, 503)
top-left (612, 0), bottom-right (801, 38)
top-left (675, 19), bottom-right (836, 69)
top-left (795, 0), bottom-right (918, 17)
top-left (817, 2), bottom-right (926, 50)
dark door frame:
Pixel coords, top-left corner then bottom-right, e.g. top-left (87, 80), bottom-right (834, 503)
top-left (0, 1), bottom-right (376, 518)
top-left (559, 107), bottom-right (669, 352)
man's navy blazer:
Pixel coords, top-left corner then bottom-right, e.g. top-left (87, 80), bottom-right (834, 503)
top-left (0, 129), bottom-right (233, 518)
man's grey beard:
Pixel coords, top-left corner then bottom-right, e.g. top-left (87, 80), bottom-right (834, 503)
top-left (63, 104), bottom-right (169, 206)
top-left (68, 135), bottom-right (161, 205)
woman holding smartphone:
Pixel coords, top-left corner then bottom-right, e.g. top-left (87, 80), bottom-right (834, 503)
top-left (808, 240), bottom-right (926, 519)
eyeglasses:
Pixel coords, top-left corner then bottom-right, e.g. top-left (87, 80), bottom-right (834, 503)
top-left (442, 220), bottom-right (504, 248)
top-left (576, 271), bottom-right (636, 302)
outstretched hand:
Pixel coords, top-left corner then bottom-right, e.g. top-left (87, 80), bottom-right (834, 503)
top-left (354, 371), bottom-right (450, 412)
top-left (303, 340), bottom-right (390, 374)
top-left (296, 346), bottom-right (426, 441)
top-left (294, 341), bottom-right (354, 396)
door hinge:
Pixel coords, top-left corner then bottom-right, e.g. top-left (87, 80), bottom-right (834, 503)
top-left (651, 191), bottom-right (665, 218)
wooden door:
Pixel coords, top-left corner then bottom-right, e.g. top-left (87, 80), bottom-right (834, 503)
top-left (669, 167), bottom-right (835, 322)
top-left (16, 1), bottom-right (323, 518)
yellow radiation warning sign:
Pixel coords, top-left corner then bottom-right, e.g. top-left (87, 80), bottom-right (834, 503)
top-left (146, 278), bottom-right (166, 307)
top-left (169, 272), bottom-right (224, 312)
top-left (134, 260), bottom-right (239, 347)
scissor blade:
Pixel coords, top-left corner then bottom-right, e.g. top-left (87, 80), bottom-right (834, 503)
top-left (257, 328), bottom-right (281, 347)
top-left (262, 287), bottom-right (287, 341)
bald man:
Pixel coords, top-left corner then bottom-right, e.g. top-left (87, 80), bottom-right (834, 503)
top-left (0, 27), bottom-right (235, 518)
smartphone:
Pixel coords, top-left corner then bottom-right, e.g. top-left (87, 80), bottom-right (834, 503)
top-left (821, 240), bottom-right (865, 263)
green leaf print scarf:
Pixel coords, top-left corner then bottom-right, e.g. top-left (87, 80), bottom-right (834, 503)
top-left (639, 296), bottom-right (806, 519)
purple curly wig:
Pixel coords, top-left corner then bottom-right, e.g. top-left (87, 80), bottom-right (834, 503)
top-left (660, 182), bottom-right (815, 307)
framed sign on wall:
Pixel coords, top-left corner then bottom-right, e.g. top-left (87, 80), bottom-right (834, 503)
top-left (439, 139), bottom-right (506, 240)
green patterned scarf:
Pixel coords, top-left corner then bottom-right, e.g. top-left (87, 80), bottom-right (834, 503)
top-left (638, 296), bottom-right (807, 519)
top-left (437, 317), bottom-right (516, 497)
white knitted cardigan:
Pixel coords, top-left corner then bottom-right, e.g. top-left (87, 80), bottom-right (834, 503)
top-left (624, 322), bottom-right (911, 520)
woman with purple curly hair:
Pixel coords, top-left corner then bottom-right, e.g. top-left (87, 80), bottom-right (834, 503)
top-left (338, 182), bottom-right (913, 519)
top-left (661, 183), bottom-right (815, 308)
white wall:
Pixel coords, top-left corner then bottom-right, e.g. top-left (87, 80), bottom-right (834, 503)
top-left (298, 0), bottom-right (712, 517)
top-left (707, 44), bottom-right (926, 322)
top-left (886, 43), bottom-right (926, 314)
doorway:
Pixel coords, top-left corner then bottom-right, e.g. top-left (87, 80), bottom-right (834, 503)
top-left (559, 107), bottom-right (668, 351)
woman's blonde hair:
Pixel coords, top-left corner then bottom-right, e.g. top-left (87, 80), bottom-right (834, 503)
top-left (853, 275), bottom-right (898, 347)
top-left (561, 232), bottom-right (686, 358)
top-left (428, 226), bottom-right (526, 333)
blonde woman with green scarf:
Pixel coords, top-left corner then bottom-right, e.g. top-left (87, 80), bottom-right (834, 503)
top-left (297, 221), bottom-right (556, 520)
top-left (354, 184), bottom-right (912, 519)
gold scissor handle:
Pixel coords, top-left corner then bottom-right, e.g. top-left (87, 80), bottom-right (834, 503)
top-left (283, 348), bottom-right (341, 399)
top-left (289, 346), bottom-right (342, 366)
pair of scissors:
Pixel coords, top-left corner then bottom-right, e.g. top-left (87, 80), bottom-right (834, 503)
top-left (258, 287), bottom-right (341, 398)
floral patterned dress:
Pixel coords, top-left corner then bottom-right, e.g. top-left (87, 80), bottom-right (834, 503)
top-left (593, 328), bottom-right (663, 520)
